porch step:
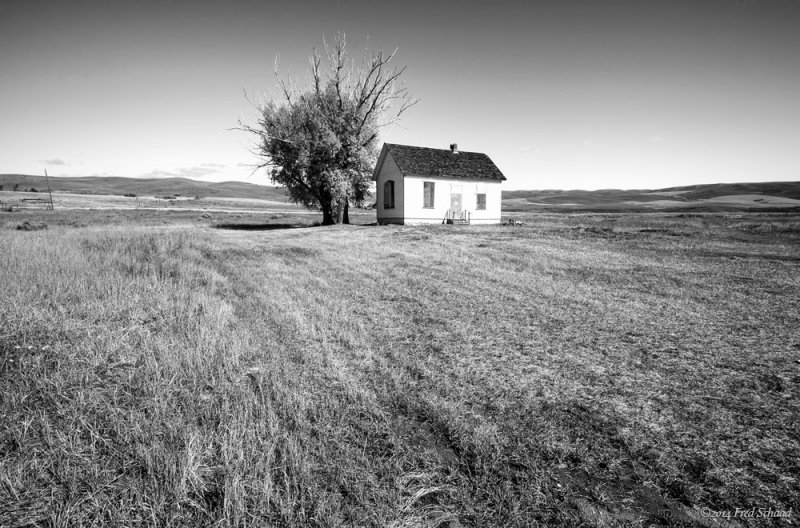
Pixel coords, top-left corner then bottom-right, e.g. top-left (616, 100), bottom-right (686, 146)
top-left (446, 218), bottom-right (470, 225)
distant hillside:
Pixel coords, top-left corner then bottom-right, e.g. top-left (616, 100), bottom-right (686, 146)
top-left (655, 181), bottom-right (800, 201)
top-left (0, 174), bottom-right (289, 201)
top-left (4, 175), bottom-right (798, 212)
top-left (503, 181), bottom-right (800, 211)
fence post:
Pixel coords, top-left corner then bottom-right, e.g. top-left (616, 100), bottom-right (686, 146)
top-left (44, 169), bottom-right (54, 210)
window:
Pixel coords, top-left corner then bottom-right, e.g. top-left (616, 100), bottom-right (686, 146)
top-left (476, 193), bottom-right (486, 210)
top-left (423, 181), bottom-right (435, 208)
top-left (384, 180), bottom-right (395, 209)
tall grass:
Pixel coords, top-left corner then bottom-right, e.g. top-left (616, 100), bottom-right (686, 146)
top-left (2, 229), bottom-right (316, 525)
top-left (1, 216), bottom-right (799, 527)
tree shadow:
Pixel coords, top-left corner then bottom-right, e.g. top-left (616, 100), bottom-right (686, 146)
top-left (212, 223), bottom-right (314, 231)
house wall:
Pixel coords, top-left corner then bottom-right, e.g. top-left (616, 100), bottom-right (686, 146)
top-left (403, 176), bottom-right (503, 225)
top-left (375, 151), bottom-right (405, 224)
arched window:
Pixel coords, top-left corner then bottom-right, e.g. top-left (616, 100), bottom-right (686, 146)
top-left (384, 180), bottom-right (395, 209)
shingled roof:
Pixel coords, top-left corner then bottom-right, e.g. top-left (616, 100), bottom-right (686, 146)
top-left (376, 143), bottom-right (506, 181)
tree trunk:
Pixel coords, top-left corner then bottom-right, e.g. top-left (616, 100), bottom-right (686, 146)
top-left (334, 199), bottom-right (345, 224)
top-left (321, 200), bottom-right (334, 225)
top-left (320, 194), bottom-right (349, 225)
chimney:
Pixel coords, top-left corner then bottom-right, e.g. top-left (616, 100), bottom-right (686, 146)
top-left (450, 143), bottom-right (458, 154)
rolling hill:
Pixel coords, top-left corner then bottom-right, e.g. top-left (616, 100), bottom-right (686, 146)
top-left (3, 174), bottom-right (799, 212)
top-left (0, 174), bottom-right (289, 201)
top-left (502, 181), bottom-right (800, 211)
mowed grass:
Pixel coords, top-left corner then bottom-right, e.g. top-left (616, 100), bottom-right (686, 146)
top-left (1, 213), bottom-right (799, 527)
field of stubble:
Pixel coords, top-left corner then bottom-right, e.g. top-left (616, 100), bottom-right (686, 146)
top-left (1, 209), bottom-right (798, 527)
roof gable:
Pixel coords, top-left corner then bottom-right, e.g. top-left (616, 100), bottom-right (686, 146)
top-left (376, 143), bottom-right (506, 182)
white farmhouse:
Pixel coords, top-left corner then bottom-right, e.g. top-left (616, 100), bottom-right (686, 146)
top-left (372, 143), bottom-right (506, 225)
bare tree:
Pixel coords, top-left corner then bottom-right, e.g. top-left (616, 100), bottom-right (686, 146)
top-left (240, 34), bottom-right (417, 224)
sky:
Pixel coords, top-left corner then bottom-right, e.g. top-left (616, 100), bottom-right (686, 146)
top-left (1, 0), bottom-right (798, 191)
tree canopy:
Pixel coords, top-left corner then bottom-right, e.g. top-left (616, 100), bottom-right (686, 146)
top-left (242, 35), bottom-right (416, 224)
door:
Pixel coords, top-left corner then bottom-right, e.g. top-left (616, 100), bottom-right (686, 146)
top-left (450, 192), bottom-right (462, 214)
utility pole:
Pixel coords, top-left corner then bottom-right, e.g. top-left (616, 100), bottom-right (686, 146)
top-left (44, 169), bottom-right (54, 210)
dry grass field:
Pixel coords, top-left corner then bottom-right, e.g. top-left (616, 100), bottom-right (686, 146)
top-left (1, 208), bottom-right (799, 527)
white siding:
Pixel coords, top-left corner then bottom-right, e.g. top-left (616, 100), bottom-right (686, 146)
top-left (403, 176), bottom-right (502, 225)
top-left (375, 151), bottom-right (405, 224)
